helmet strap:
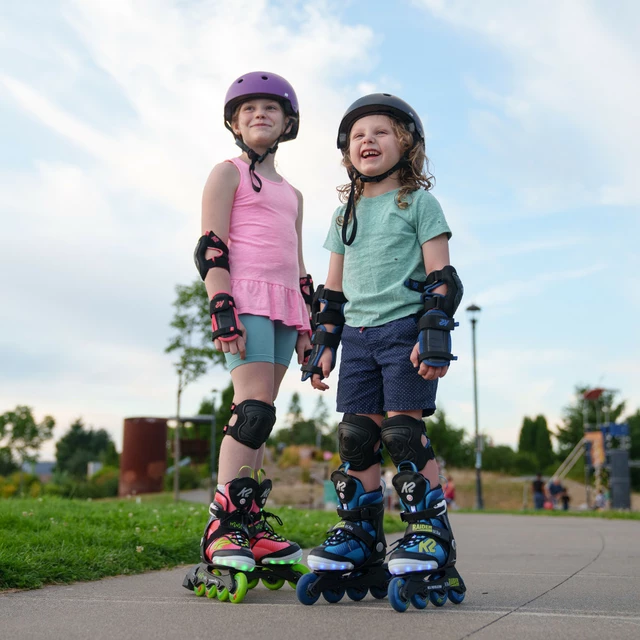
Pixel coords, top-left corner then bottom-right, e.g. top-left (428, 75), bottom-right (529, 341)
top-left (234, 138), bottom-right (280, 193)
top-left (341, 155), bottom-right (408, 246)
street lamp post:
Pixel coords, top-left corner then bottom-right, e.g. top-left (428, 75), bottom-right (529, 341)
top-left (466, 304), bottom-right (484, 510)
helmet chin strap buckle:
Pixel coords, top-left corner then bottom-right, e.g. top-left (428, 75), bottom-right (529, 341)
top-left (234, 138), bottom-right (280, 193)
top-left (341, 155), bottom-right (408, 246)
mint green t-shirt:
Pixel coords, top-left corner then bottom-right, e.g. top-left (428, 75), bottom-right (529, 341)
top-left (323, 188), bottom-right (451, 327)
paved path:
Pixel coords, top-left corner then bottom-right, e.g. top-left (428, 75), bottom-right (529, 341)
top-left (2, 514), bottom-right (639, 640)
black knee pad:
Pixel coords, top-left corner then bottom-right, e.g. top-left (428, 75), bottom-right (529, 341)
top-left (381, 415), bottom-right (435, 469)
top-left (225, 400), bottom-right (276, 450)
top-left (338, 414), bottom-right (382, 471)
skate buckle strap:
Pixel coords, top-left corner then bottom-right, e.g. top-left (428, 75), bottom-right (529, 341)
top-left (329, 520), bottom-right (375, 549)
top-left (336, 503), bottom-right (383, 522)
top-left (400, 503), bottom-right (446, 523)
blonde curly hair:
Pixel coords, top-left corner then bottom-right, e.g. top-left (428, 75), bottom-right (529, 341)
top-left (337, 117), bottom-right (434, 214)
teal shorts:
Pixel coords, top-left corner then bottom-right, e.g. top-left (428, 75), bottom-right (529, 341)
top-left (224, 314), bottom-right (298, 372)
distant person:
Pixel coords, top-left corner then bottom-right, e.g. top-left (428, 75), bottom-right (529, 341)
top-left (444, 475), bottom-right (457, 509)
top-left (532, 473), bottom-right (546, 510)
top-left (561, 489), bottom-right (570, 511)
top-left (593, 489), bottom-right (606, 511)
top-left (547, 476), bottom-right (564, 508)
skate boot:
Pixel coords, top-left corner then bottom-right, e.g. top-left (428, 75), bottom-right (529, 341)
top-left (246, 470), bottom-right (308, 590)
top-left (387, 461), bottom-right (466, 612)
top-left (297, 464), bottom-right (390, 605)
top-left (183, 475), bottom-right (258, 603)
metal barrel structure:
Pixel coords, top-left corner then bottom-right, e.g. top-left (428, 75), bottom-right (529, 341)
top-left (118, 417), bottom-right (167, 496)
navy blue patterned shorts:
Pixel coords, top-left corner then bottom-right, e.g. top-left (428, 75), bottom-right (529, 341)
top-left (336, 315), bottom-right (438, 417)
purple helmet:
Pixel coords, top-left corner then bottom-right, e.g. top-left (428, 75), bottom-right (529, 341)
top-left (224, 71), bottom-right (299, 141)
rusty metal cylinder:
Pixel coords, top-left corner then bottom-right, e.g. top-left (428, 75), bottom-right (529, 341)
top-left (119, 417), bottom-right (167, 496)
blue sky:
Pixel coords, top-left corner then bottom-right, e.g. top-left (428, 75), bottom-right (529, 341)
top-left (1, 0), bottom-right (639, 460)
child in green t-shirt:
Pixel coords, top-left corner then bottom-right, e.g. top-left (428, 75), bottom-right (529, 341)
top-left (298, 94), bottom-right (466, 610)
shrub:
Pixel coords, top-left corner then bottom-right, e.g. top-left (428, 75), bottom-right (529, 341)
top-left (89, 466), bottom-right (119, 498)
top-left (2, 483), bottom-right (17, 498)
top-left (163, 465), bottom-right (202, 491)
top-left (278, 446), bottom-right (301, 469)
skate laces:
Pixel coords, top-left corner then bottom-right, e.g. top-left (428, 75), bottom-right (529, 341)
top-left (250, 468), bottom-right (287, 541)
top-left (252, 511), bottom-right (286, 541)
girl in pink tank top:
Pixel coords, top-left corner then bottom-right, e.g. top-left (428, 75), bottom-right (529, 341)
top-left (185, 72), bottom-right (313, 597)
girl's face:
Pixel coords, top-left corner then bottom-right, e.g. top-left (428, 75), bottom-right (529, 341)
top-left (348, 114), bottom-right (403, 177)
top-left (232, 98), bottom-right (288, 149)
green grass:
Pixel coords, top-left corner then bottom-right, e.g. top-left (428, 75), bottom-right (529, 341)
top-left (0, 496), bottom-right (405, 591)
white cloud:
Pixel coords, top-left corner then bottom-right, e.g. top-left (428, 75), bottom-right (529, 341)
top-left (0, 0), bottom-right (378, 453)
top-left (418, 0), bottom-right (640, 208)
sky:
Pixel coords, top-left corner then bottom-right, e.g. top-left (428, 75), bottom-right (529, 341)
top-left (1, 0), bottom-right (639, 461)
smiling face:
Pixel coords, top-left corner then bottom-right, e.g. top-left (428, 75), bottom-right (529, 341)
top-left (232, 98), bottom-right (288, 150)
top-left (348, 114), bottom-right (403, 177)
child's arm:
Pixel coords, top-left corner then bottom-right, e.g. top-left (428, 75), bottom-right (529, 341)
top-left (411, 233), bottom-right (452, 380)
top-left (199, 162), bottom-right (246, 358)
top-left (303, 252), bottom-right (345, 391)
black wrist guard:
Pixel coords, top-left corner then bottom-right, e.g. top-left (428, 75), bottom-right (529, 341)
top-left (301, 287), bottom-right (347, 381)
top-left (210, 292), bottom-right (242, 342)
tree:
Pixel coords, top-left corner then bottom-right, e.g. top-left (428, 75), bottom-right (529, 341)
top-left (519, 415), bottom-right (554, 470)
top-left (482, 445), bottom-right (517, 474)
top-left (196, 381), bottom-right (235, 471)
top-left (518, 417), bottom-right (536, 454)
top-left (624, 409), bottom-right (640, 491)
top-left (426, 411), bottom-right (474, 469)
top-left (286, 392), bottom-right (303, 427)
top-left (0, 446), bottom-right (19, 476)
top-left (0, 406), bottom-right (54, 470)
top-left (555, 386), bottom-right (625, 455)
top-left (165, 280), bottom-right (226, 500)
top-left (312, 396), bottom-right (330, 448)
top-left (165, 280), bottom-right (225, 393)
top-left (533, 415), bottom-right (554, 470)
top-left (55, 419), bottom-right (118, 479)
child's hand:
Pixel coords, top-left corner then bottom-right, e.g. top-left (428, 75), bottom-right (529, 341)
top-left (311, 350), bottom-right (334, 391)
top-left (296, 332), bottom-right (312, 365)
top-left (214, 317), bottom-right (247, 359)
top-left (410, 342), bottom-right (448, 381)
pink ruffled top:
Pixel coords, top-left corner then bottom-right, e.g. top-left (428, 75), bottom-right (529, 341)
top-left (225, 157), bottom-right (310, 333)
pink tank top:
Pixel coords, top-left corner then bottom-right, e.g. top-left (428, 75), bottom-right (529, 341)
top-left (225, 157), bottom-right (310, 332)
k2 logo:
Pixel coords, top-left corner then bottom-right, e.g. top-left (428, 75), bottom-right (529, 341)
top-left (238, 487), bottom-right (253, 498)
top-left (439, 319), bottom-right (448, 327)
top-left (401, 482), bottom-right (416, 494)
top-left (336, 481), bottom-right (346, 491)
top-left (418, 539), bottom-right (437, 554)
top-left (215, 301), bottom-right (224, 309)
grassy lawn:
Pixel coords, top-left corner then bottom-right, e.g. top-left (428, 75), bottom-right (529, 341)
top-left (0, 496), bottom-right (405, 591)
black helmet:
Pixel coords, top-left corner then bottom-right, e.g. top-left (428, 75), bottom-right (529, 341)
top-left (337, 93), bottom-right (424, 150)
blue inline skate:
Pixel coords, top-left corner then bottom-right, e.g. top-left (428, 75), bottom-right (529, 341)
top-left (387, 462), bottom-right (466, 612)
top-left (296, 464), bottom-right (390, 605)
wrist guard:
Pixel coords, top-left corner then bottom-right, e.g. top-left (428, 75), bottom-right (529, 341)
top-left (415, 266), bottom-right (463, 367)
top-left (194, 231), bottom-right (230, 281)
top-left (301, 287), bottom-right (347, 381)
top-left (210, 292), bottom-right (242, 342)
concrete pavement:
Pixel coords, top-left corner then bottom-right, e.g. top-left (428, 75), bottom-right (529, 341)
top-left (1, 514), bottom-right (639, 640)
